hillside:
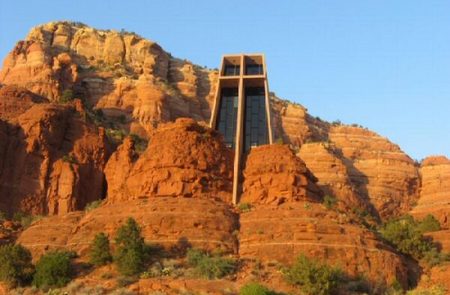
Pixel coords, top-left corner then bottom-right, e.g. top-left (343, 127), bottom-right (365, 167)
top-left (0, 21), bottom-right (448, 294)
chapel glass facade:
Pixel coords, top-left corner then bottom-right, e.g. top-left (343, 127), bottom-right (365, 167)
top-left (216, 87), bottom-right (239, 148)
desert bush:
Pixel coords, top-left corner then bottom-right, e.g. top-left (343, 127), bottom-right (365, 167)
top-left (59, 89), bottom-right (74, 104)
top-left (85, 200), bottom-right (103, 212)
top-left (12, 212), bottom-right (42, 228)
top-left (406, 285), bottom-right (447, 295)
top-left (323, 195), bottom-right (337, 209)
top-left (0, 210), bottom-right (6, 222)
top-left (379, 215), bottom-right (434, 259)
top-left (129, 134), bottom-right (148, 154)
top-left (89, 232), bottom-right (112, 266)
top-left (114, 217), bottom-right (149, 276)
top-left (240, 282), bottom-right (275, 295)
top-left (32, 251), bottom-right (73, 289)
top-left (284, 254), bottom-right (343, 295)
top-left (238, 202), bottom-right (252, 213)
top-left (417, 214), bottom-right (441, 233)
top-left (0, 244), bottom-right (34, 286)
top-left (186, 248), bottom-right (237, 279)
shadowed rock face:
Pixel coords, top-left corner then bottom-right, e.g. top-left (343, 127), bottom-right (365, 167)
top-left (411, 156), bottom-right (450, 252)
top-left (0, 87), bottom-right (109, 215)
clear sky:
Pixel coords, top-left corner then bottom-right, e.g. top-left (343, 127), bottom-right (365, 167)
top-left (1, 0), bottom-right (449, 160)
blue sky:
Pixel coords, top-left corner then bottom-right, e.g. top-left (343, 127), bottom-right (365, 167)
top-left (1, 0), bottom-right (449, 160)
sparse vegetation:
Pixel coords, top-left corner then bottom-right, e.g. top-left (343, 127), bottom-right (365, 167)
top-left (0, 244), bottom-right (34, 286)
top-left (237, 202), bottom-right (252, 213)
top-left (32, 251), bottom-right (73, 289)
top-left (89, 232), bottom-right (113, 266)
top-left (240, 282), bottom-right (276, 295)
top-left (84, 200), bottom-right (103, 212)
top-left (0, 210), bottom-right (6, 222)
top-left (417, 214), bottom-right (441, 233)
top-left (61, 154), bottom-right (78, 164)
top-left (114, 217), bottom-right (149, 276)
top-left (406, 285), bottom-right (448, 295)
top-left (284, 254), bottom-right (343, 295)
top-left (379, 215), bottom-right (448, 265)
top-left (12, 212), bottom-right (42, 228)
top-left (186, 248), bottom-right (237, 279)
top-left (129, 133), bottom-right (148, 154)
top-left (59, 89), bottom-right (74, 104)
top-left (323, 195), bottom-right (337, 209)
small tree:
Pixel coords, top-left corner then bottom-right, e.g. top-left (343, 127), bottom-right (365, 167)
top-left (32, 251), bottom-right (72, 289)
top-left (284, 254), bottom-right (343, 295)
top-left (89, 233), bottom-right (112, 266)
top-left (114, 218), bottom-right (148, 276)
top-left (0, 244), bottom-right (34, 286)
top-left (380, 215), bottom-right (433, 259)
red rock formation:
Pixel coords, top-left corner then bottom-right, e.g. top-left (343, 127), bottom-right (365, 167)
top-left (105, 118), bottom-right (233, 203)
top-left (0, 21), bottom-right (218, 136)
top-left (0, 85), bottom-right (48, 121)
top-left (238, 144), bottom-right (408, 287)
top-left (239, 202), bottom-right (408, 287)
top-left (18, 198), bottom-right (238, 260)
top-left (298, 142), bottom-right (371, 213)
top-left (240, 144), bottom-right (321, 205)
top-left (411, 156), bottom-right (450, 229)
top-left (0, 96), bottom-right (109, 215)
top-left (328, 126), bottom-right (420, 219)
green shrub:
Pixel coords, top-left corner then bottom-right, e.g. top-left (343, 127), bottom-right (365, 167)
top-left (417, 214), bottom-right (441, 233)
top-left (32, 251), bottom-right (73, 289)
top-left (12, 212), bottom-right (42, 228)
top-left (238, 203), bottom-right (252, 213)
top-left (0, 210), bottom-right (6, 222)
top-left (0, 244), bottom-right (34, 286)
top-left (284, 254), bottom-right (343, 295)
top-left (186, 248), bottom-right (237, 279)
top-left (240, 282), bottom-right (274, 295)
top-left (379, 215), bottom-right (434, 259)
top-left (60, 89), bottom-right (74, 104)
top-left (85, 200), bottom-right (103, 212)
top-left (89, 232), bottom-right (112, 266)
top-left (114, 218), bottom-right (149, 276)
top-left (129, 134), bottom-right (148, 154)
top-left (406, 285), bottom-right (447, 295)
top-left (323, 195), bottom-right (337, 209)
top-left (422, 248), bottom-right (450, 267)
top-left (61, 154), bottom-right (78, 164)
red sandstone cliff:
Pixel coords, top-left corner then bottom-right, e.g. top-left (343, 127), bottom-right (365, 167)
top-left (0, 21), bottom-right (448, 293)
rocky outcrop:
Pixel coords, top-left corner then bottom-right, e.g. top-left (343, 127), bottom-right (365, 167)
top-left (328, 126), bottom-right (420, 220)
top-left (0, 21), bottom-right (218, 136)
top-left (411, 156), bottom-right (450, 229)
top-left (410, 156), bottom-right (450, 253)
top-left (239, 202), bottom-right (408, 287)
top-left (18, 198), bottom-right (238, 260)
top-left (0, 85), bottom-right (48, 121)
top-left (240, 144), bottom-right (321, 205)
top-left (298, 142), bottom-right (371, 213)
top-left (105, 118), bottom-right (233, 203)
top-left (239, 144), bottom-right (408, 287)
top-left (0, 96), bottom-right (109, 215)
